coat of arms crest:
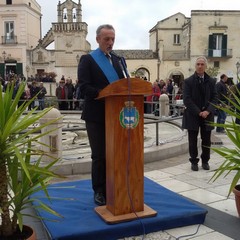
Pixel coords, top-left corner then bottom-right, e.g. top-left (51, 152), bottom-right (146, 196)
top-left (119, 101), bottom-right (139, 129)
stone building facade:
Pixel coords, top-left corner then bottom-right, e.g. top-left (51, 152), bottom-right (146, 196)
top-left (31, 0), bottom-right (90, 81)
top-left (0, 0), bottom-right (41, 79)
top-left (1, 0), bottom-right (240, 89)
top-left (150, 10), bottom-right (240, 87)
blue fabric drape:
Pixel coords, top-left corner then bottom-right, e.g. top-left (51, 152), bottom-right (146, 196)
top-left (90, 48), bottom-right (119, 83)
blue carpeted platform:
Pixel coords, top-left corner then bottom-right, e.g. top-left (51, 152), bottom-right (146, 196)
top-left (31, 177), bottom-right (207, 240)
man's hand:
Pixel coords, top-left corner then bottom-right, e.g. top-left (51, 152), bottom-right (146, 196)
top-left (199, 111), bottom-right (210, 119)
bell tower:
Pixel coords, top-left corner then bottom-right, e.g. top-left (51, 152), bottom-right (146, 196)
top-left (31, 0), bottom-right (91, 80)
top-left (57, 0), bottom-right (82, 23)
top-left (53, 0), bottom-right (90, 68)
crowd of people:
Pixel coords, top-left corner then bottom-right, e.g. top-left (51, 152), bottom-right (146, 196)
top-left (0, 72), bottom-right (84, 111)
top-left (145, 77), bottom-right (182, 115)
top-left (55, 76), bottom-right (84, 111)
top-left (0, 74), bottom-right (47, 110)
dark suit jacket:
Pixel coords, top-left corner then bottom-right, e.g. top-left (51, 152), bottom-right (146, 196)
top-left (182, 72), bottom-right (217, 131)
top-left (215, 80), bottom-right (228, 103)
top-left (78, 52), bottom-right (125, 123)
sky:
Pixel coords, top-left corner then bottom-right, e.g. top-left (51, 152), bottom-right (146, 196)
top-left (37, 0), bottom-right (240, 50)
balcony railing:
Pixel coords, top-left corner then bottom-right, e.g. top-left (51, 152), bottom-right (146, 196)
top-left (52, 22), bottom-right (88, 32)
top-left (205, 49), bottom-right (232, 58)
top-left (1, 35), bottom-right (17, 44)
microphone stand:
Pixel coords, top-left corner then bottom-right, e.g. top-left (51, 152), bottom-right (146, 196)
top-left (110, 51), bottom-right (129, 78)
top-left (111, 51), bottom-right (138, 215)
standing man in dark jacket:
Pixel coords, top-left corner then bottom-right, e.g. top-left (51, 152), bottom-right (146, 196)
top-left (215, 74), bottom-right (228, 133)
top-left (236, 82), bottom-right (240, 124)
top-left (56, 80), bottom-right (68, 110)
top-left (182, 56), bottom-right (217, 171)
top-left (30, 80), bottom-right (40, 109)
top-left (38, 82), bottom-right (47, 110)
top-left (78, 24), bottom-right (127, 206)
top-left (65, 78), bottom-right (75, 110)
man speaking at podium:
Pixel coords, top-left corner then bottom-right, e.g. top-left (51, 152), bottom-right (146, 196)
top-left (78, 24), bottom-right (128, 206)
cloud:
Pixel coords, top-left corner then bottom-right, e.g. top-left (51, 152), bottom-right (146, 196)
top-left (38, 0), bottom-right (240, 49)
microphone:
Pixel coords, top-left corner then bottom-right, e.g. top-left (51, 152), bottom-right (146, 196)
top-left (120, 57), bottom-right (129, 78)
top-left (110, 51), bottom-right (129, 78)
top-left (110, 51), bottom-right (120, 58)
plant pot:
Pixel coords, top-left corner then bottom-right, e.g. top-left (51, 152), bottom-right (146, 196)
top-left (0, 225), bottom-right (36, 240)
top-left (233, 184), bottom-right (240, 217)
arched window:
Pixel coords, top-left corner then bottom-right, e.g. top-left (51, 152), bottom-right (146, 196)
top-left (134, 68), bottom-right (150, 81)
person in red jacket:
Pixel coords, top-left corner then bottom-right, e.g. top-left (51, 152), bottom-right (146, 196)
top-left (146, 81), bottom-right (161, 113)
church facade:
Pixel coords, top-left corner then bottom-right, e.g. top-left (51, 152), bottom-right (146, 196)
top-left (1, 0), bottom-right (240, 89)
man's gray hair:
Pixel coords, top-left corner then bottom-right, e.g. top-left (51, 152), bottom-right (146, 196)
top-left (96, 24), bottom-right (115, 36)
top-left (195, 56), bottom-right (208, 66)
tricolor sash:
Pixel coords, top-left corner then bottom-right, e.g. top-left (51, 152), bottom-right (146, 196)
top-left (90, 48), bottom-right (119, 83)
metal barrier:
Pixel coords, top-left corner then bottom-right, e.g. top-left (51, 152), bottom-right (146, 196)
top-left (144, 115), bottom-right (183, 146)
top-left (23, 100), bottom-right (184, 147)
top-left (52, 110), bottom-right (183, 147)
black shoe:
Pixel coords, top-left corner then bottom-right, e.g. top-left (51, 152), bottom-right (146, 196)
top-left (191, 163), bottom-right (199, 171)
top-left (202, 163), bottom-right (210, 170)
top-left (94, 192), bottom-right (106, 206)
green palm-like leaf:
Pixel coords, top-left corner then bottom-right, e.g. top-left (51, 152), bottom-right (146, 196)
top-left (0, 81), bottom-right (66, 237)
top-left (210, 87), bottom-right (240, 196)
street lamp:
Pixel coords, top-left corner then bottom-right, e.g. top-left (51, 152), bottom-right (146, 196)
top-left (2, 51), bottom-right (6, 60)
top-left (26, 65), bottom-right (30, 80)
top-left (236, 61), bottom-right (240, 83)
top-left (76, 54), bottom-right (80, 64)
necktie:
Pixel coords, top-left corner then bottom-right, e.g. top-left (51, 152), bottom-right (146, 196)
top-left (106, 54), bottom-right (112, 65)
top-left (199, 76), bottom-right (204, 84)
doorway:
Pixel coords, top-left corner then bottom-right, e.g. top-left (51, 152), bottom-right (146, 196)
top-left (5, 63), bottom-right (16, 76)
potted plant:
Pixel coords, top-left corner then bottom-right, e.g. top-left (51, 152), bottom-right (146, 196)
top-left (0, 81), bottom-right (63, 239)
top-left (210, 85), bottom-right (240, 216)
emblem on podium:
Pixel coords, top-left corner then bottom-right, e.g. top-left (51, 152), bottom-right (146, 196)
top-left (119, 101), bottom-right (139, 129)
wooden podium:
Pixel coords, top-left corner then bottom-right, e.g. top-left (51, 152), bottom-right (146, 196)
top-left (95, 78), bottom-right (157, 223)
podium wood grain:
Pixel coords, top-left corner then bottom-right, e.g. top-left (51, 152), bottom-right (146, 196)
top-left (96, 78), bottom-right (157, 223)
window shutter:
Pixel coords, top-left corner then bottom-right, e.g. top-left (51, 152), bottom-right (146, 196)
top-left (0, 64), bottom-right (4, 78)
top-left (222, 35), bottom-right (227, 57)
top-left (208, 35), bottom-right (213, 57)
top-left (16, 63), bottom-right (23, 75)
